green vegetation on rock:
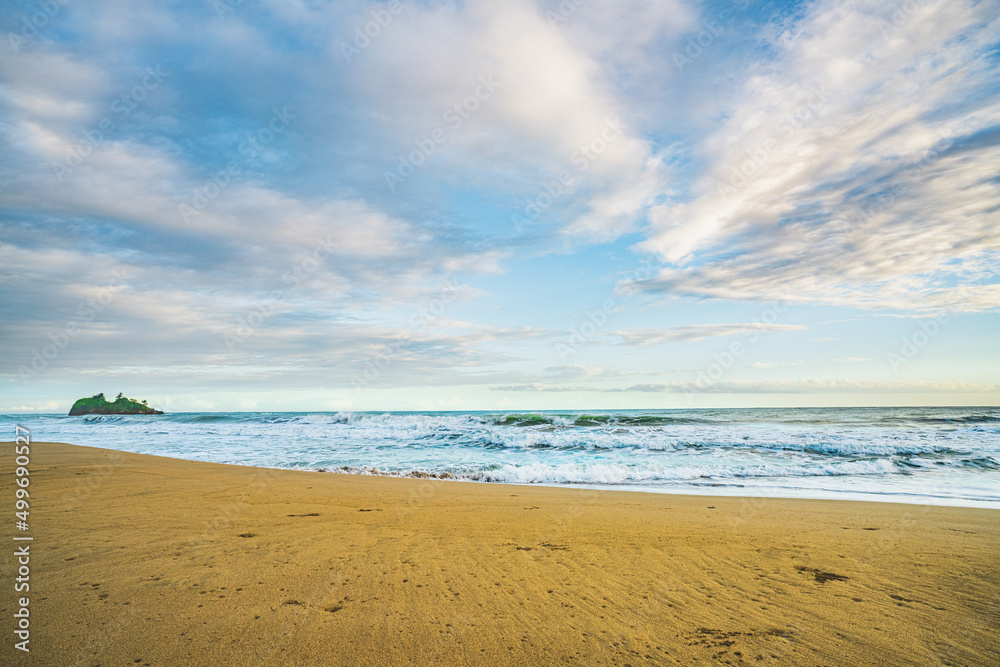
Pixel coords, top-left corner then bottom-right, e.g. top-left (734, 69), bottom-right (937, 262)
top-left (68, 393), bottom-right (163, 416)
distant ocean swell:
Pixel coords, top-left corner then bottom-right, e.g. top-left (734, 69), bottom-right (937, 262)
top-left (4, 407), bottom-right (998, 507)
top-left (70, 410), bottom-right (1000, 427)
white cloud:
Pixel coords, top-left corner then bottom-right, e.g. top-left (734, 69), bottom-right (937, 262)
top-left (748, 361), bottom-right (805, 369)
top-left (495, 379), bottom-right (996, 393)
top-left (635, 0), bottom-right (1000, 311)
top-left (337, 0), bottom-right (682, 240)
top-left (491, 383), bottom-right (593, 392)
top-left (615, 322), bottom-right (807, 345)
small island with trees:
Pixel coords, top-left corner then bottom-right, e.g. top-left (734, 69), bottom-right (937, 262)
top-left (69, 393), bottom-right (164, 416)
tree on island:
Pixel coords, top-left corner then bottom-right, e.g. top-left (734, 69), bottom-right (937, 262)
top-left (69, 393), bottom-right (163, 416)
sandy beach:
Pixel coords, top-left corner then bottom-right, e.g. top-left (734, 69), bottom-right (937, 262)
top-left (2, 441), bottom-right (998, 666)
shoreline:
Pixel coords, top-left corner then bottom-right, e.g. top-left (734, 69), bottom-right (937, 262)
top-left (3, 441), bottom-right (999, 665)
top-left (6, 407), bottom-right (996, 511)
top-left (271, 466), bottom-right (1000, 510)
top-left (13, 437), bottom-right (1000, 510)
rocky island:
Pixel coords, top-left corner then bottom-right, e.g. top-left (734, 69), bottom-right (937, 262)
top-left (69, 392), bottom-right (163, 416)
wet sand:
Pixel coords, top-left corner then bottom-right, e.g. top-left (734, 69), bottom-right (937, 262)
top-left (2, 441), bottom-right (998, 665)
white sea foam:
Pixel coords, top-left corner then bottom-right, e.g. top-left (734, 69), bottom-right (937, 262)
top-left (4, 407), bottom-right (998, 507)
top-left (466, 458), bottom-right (900, 485)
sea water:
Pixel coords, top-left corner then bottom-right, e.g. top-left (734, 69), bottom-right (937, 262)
top-left (4, 407), bottom-right (999, 508)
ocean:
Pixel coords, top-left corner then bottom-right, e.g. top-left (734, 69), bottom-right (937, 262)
top-left (5, 406), bottom-right (999, 508)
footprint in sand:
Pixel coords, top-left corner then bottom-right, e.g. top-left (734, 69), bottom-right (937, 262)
top-left (795, 566), bottom-right (848, 584)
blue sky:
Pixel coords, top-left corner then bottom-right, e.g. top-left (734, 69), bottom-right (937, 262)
top-left (1, 0), bottom-right (998, 412)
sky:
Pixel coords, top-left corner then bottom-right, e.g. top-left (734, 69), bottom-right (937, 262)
top-left (1, 0), bottom-right (998, 413)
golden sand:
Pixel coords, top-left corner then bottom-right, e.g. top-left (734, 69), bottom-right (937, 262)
top-left (2, 442), bottom-right (998, 666)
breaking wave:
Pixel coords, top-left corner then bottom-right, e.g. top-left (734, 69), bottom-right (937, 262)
top-left (5, 406), bottom-right (998, 506)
